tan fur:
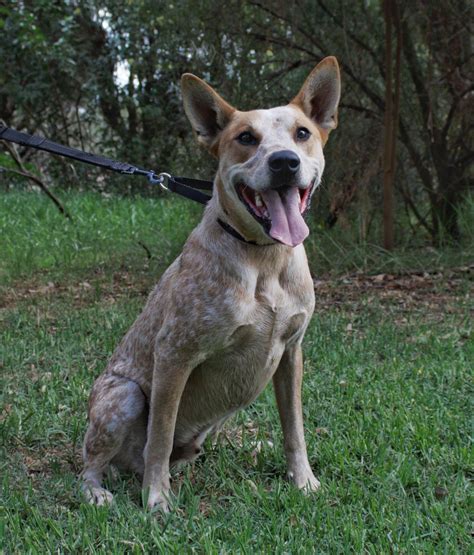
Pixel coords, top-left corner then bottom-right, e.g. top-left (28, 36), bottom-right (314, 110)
top-left (81, 57), bottom-right (341, 511)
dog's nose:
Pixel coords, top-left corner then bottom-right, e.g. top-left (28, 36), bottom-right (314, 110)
top-left (268, 150), bottom-right (300, 175)
top-left (268, 150), bottom-right (300, 177)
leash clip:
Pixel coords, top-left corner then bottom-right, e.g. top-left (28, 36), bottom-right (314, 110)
top-left (148, 171), bottom-right (170, 191)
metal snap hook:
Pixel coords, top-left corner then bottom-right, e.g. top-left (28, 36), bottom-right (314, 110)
top-left (148, 171), bottom-right (171, 191)
top-left (157, 172), bottom-right (171, 191)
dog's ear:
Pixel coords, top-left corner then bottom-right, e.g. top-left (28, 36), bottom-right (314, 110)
top-left (181, 74), bottom-right (235, 154)
top-left (291, 57), bottom-right (341, 139)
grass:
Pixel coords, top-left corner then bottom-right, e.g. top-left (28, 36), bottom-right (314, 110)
top-left (1, 189), bottom-right (472, 553)
top-left (0, 190), bottom-right (202, 286)
top-left (1, 190), bottom-right (473, 287)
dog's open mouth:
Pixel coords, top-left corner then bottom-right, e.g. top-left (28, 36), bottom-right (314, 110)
top-left (236, 181), bottom-right (314, 247)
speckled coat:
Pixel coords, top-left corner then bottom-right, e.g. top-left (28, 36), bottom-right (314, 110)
top-left (81, 56), bottom-right (341, 511)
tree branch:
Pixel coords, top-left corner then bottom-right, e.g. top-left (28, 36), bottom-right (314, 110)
top-left (315, 0), bottom-right (384, 75)
top-left (398, 119), bottom-right (434, 196)
top-left (1, 141), bottom-right (71, 219)
top-left (340, 103), bottom-right (381, 118)
top-left (397, 168), bottom-right (434, 236)
top-left (442, 83), bottom-right (474, 139)
top-left (401, 16), bottom-right (432, 128)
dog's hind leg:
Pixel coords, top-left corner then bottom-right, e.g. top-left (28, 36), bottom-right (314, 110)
top-left (82, 373), bottom-right (146, 505)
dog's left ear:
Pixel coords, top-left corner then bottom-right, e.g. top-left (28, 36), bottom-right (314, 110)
top-left (181, 74), bottom-right (235, 155)
top-left (291, 56), bottom-right (341, 139)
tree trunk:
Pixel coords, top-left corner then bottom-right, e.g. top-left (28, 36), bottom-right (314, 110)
top-left (382, 0), bottom-right (394, 250)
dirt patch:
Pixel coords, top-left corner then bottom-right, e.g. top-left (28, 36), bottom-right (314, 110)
top-left (1, 265), bottom-right (472, 318)
top-left (0, 269), bottom-right (151, 310)
top-left (8, 442), bottom-right (82, 480)
top-left (313, 265), bottom-right (473, 320)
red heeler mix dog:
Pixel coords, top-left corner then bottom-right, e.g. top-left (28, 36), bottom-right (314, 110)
top-left (82, 57), bottom-right (341, 511)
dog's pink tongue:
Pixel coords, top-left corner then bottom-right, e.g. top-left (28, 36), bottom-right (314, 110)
top-left (260, 188), bottom-right (309, 247)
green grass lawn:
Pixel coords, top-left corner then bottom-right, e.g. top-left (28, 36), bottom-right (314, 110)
top-left (1, 190), bottom-right (472, 553)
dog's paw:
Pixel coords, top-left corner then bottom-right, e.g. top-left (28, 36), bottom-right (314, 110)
top-left (84, 486), bottom-right (114, 506)
top-left (144, 488), bottom-right (171, 513)
top-left (288, 469), bottom-right (321, 493)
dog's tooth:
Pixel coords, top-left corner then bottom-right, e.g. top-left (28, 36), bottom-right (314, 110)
top-left (255, 194), bottom-right (263, 207)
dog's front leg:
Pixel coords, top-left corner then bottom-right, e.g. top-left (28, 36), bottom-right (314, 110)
top-left (142, 360), bottom-right (193, 512)
top-left (273, 344), bottom-right (320, 492)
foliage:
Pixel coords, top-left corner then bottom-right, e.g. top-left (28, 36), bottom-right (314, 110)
top-left (0, 1), bottom-right (472, 240)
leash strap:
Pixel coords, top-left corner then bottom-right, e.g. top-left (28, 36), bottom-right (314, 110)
top-left (0, 125), bottom-right (138, 173)
top-left (0, 124), bottom-right (213, 205)
top-left (0, 125), bottom-right (272, 245)
top-left (156, 174), bottom-right (212, 205)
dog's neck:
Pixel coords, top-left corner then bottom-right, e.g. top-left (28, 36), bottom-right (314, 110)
top-left (210, 176), bottom-right (278, 247)
top-left (190, 193), bottom-right (307, 273)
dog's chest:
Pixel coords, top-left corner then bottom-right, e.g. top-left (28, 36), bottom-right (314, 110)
top-left (216, 275), bottom-right (307, 373)
top-left (177, 276), bottom-right (311, 435)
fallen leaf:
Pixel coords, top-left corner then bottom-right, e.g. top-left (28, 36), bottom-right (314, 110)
top-left (434, 486), bottom-right (448, 499)
top-left (246, 480), bottom-right (258, 493)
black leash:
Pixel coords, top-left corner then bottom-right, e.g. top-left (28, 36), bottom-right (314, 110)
top-left (0, 125), bottom-right (213, 205)
top-left (0, 124), bottom-right (269, 246)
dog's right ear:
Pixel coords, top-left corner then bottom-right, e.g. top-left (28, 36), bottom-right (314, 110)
top-left (181, 74), bottom-right (235, 155)
top-left (291, 57), bottom-right (341, 143)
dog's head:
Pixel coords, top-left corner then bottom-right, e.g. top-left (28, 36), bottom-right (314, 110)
top-left (181, 57), bottom-right (341, 247)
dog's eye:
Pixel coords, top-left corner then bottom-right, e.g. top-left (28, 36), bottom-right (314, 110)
top-left (237, 131), bottom-right (258, 146)
top-left (296, 127), bottom-right (311, 141)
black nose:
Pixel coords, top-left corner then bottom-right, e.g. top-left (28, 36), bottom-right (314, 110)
top-left (268, 150), bottom-right (300, 183)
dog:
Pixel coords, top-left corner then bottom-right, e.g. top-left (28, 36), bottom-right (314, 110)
top-left (81, 56), bottom-right (341, 511)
